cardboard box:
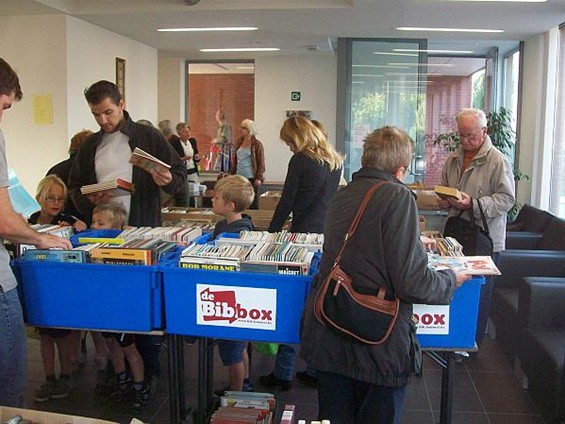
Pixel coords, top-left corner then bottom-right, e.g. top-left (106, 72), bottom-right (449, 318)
top-left (413, 189), bottom-right (440, 210)
top-left (259, 191), bottom-right (282, 210)
top-left (419, 215), bottom-right (427, 232)
top-left (0, 406), bottom-right (119, 424)
top-left (161, 207), bottom-right (219, 223)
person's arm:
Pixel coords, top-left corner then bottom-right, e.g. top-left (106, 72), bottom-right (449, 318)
top-left (254, 139), bottom-right (266, 183)
top-left (190, 138), bottom-right (200, 162)
top-left (0, 188), bottom-right (72, 248)
top-left (149, 132), bottom-right (188, 194)
top-left (471, 155), bottom-right (515, 218)
top-left (268, 155), bottom-right (301, 232)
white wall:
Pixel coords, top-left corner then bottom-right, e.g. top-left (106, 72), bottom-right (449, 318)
top-left (0, 15), bottom-right (68, 193)
top-left (0, 15), bottom-right (158, 194)
top-left (158, 54), bottom-right (185, 124)
top-left (255, 55), bottom-right (337, 182)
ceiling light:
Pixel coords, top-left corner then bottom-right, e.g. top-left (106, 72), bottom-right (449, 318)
top-left (373, 51), bottom-right (418, 57)
top-left (158, 27), bottom-right (258, 32)
top-left (396, 26), bottom-right (504, 33)
top-left (353, 64), bottom-right (411, 69)
top-left (393, 48), bottom-right (473, 54)
top-left (199, 48), bottom-right (280, 52)
top-left (388, 62), bottom-right (455, 67)
top-left (352, 74), bottom-right (384, 78)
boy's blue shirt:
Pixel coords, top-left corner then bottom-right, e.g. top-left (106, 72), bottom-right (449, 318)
top-left (212, 214), bottom-right (255, 239)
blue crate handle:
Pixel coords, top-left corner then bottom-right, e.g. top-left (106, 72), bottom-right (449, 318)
top-left (70, 229), bottom-right (122, 247)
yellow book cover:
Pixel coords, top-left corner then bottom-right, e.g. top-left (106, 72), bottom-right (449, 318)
top-left (90, 248), bottom-right (151, 265)
top-left (434, 185), bottom-right (463, 201)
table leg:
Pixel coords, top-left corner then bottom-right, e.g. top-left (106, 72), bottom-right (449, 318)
top-left (197, 337), bottom-right (207, 424)
top-left (439, 351), bottom-right (454, 424)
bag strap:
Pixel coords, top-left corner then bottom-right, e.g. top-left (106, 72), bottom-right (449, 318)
top-left (460, 197), bottom-right (490, 235)
top-left (332, 181), bottom-right (389, 266)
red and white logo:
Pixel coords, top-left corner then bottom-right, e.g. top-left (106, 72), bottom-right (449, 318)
top-left (196, 284), bottom-right (277, 330)
top-left (413, 304), bottom-right (450, 335)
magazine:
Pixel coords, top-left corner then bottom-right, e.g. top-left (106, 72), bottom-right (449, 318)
top-left (427, 254), bottom-right (501, 275)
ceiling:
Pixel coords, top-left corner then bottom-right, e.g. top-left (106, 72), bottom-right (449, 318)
top-left (1, 0), bottom-right (563, 62)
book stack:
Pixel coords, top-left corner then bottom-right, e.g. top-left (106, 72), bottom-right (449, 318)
top-left (179, 242), bottom-right (253, 271)
top-left (210, 391), bottom-right (275, 424)
top-left (117, 226), bottom-right (203, 243)
top-left (436, 237), bottom-right (464, 256)
top-left (238, 230), bottom-right (324, 247)
top-left (241, 242), bottom-right (314, 275)
top-left (434, 185), bottom-right (463, 201)
top-left (80, 178), bottom-right (134, 196)
top-left (18, 224), bottom-right (74, 257)
top-left (89, 238), bottom-right (178, 265)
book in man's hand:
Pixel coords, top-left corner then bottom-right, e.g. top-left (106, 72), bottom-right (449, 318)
top-left (129, 147), bottom-right (171, 173)
top-left (80, 178), bottom-right (134, 197)
top-left (434, 185), bottom-right (463, 201)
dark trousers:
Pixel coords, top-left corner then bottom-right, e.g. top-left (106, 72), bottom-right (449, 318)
top-left (317, 370), bottom-right (407, 424)
top-left (475, 251), bottom-right (501, 347)
top-left (248, 178), bottom-right (259, 210)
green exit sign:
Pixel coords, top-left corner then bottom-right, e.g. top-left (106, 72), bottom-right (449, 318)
top-left (291, 91), bottom-right (301, 101)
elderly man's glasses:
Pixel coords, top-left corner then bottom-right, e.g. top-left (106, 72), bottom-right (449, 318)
top-left (458, 127), bottom-right (485, 141)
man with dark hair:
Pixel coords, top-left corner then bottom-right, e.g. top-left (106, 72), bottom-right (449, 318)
top-left (68, 79), bottom-right (187, 409)
top-left (0, 57), bottom-right (72, 407)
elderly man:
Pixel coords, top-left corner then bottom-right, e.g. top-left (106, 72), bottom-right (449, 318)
top-left (439, 108), bottom-right (515, 350)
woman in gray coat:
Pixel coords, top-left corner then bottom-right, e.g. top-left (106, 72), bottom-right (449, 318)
top-left (300, 126), bottom-right (470, 424)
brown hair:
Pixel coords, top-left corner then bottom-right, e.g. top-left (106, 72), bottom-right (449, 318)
top-left (0, 58), bottom-right (23, 100)
top-left (69, 130), bottom-right (94, 155)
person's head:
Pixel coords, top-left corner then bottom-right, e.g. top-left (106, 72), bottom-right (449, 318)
top-left (91, 202), bottom-right (127, 230)
top-left (279, 116), bottom-right (343, 171)
top-left (36, 175), bottom-right (67, 218)
top-left (0, 58), bottom-right (23, 123)
top-left (215, 109), bottom-right (225, 123)
top-left (456, 108), bottom-right (488, 153)
top-left (176, 122), bottom-right (190, 141)
top-left (239, 119), bottom-right (257, 138)
top-left (212, 175), bottom-right (255, 215)
top-left (362, 126), bottom-right (414, 181)
top-left (84, 80), bottom-right (125, 134)
top-left (69, 129), bottom-right (94, 155)
top-left (159, 119), bottom-right (174, 138)
top-left (136, 119), bottom-right (154, 127)
top-left (310, 119), bottom-right (329, 139)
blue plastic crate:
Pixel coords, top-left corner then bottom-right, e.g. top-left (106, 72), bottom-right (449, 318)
top-left (161, 265), bottom-right (312, 343)
top-left (13, 260), bottom-right (163, 332)
top-left (416, 276), bottom-right (484, 349)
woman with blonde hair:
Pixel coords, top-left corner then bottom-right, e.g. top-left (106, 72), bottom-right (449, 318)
top-left (261, 117), bottom-right (343, 391)
top-left (230, 119), bottom-right (265, 209)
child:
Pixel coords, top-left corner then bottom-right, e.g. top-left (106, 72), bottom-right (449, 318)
top-left (211, 175), bottom-right (255, 394)
top-left (90, 202), bottom-right (150, 410)
top-left (30, 175), bottom-right (87, 402)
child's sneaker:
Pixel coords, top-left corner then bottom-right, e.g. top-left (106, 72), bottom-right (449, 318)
top-left (242, 378), bottom-right (254, 392)
top-left (52, 377), bottom-right (71, 399)
top-left (131, 384), bottom-right (150, 411)
top-left (33, 380), bottom-right (55, 402)
top-left (110, 375), bottom-right (132, 402)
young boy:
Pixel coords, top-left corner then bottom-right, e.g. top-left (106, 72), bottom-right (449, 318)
top-left (92, 202), bottom-right (149, 411)
top-left (211, 176), bottom-right (255, 394)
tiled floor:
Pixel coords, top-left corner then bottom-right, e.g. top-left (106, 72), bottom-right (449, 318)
top-left (22, 334), bottom-right (546, 424)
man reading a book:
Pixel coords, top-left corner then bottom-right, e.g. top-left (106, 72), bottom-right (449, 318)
top-left (67, 79), bottom-right (187, 392)
top-left (438, 108), bottom-right (515, 352)
top-left (68, 80), bottom-right (187, 227)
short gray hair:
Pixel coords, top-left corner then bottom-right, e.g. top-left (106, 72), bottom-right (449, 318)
top-left (456, 108), bottom-right (487, 127)
top-left (362, 126), bottom-right (414, 173)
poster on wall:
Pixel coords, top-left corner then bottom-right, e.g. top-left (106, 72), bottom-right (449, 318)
top-left (116, 57), bottom-right (126, 101)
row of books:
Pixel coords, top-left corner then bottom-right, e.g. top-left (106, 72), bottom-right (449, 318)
top-left (116, 226), bottom-right (203, 243)
top-left (23, 238), bottom-right (178, 266)
top-left (436, 237), bottom-right (463, 256)
top-left (18, 224), bottom-right (75, 257)
top-left (239, 230), bottom-right (323, 246)
top-left (179, 236), bottom-right (318, 275)
top-left (212, 391), bottom-right (275, 424)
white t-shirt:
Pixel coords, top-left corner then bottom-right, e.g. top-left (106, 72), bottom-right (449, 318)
top-left (95, 131), bottom-right (133, 219)
top-left (0, 129), bottom-right (18, 291)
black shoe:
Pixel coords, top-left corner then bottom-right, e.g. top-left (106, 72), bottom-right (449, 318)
top-left (131, 384), bottom-right (150, 411)
top-left (259, 373), bottom-right (292, 391)
top-left (296, 371), bottom-right (317, 388)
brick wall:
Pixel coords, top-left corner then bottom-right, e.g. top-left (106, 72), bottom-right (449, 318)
top-left (186, 74), bottom-right (255, 169)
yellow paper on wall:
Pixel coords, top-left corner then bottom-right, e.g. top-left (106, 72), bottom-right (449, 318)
top-left (33, 94), bottom-right (53, 125)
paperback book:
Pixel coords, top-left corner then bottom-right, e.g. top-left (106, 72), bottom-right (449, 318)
top-left (427, 254), bottom-right (501, 275)
top-left (434, 185), bottom-right (463, 201)
top-left (23, 249), bottom-right (87, 263)
top-left (129, 147), bottom-right (171, 173)
top-left (80, 178), bottom-right (134, 196)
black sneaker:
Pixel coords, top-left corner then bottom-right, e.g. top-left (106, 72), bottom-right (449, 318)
top-left (259, 372), bottom-right (292, 391)
top-left (131, 384), bottom-right (150, 411)
top-left (296, 371), bottom-right (317, 388)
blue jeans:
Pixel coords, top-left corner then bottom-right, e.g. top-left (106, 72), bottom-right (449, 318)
top-left (0, 286), bottom-right (27, 407)
top-left (317, 370), bottom-right (407, 424)
top-left (273, 343), bottom-right (297, 381)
